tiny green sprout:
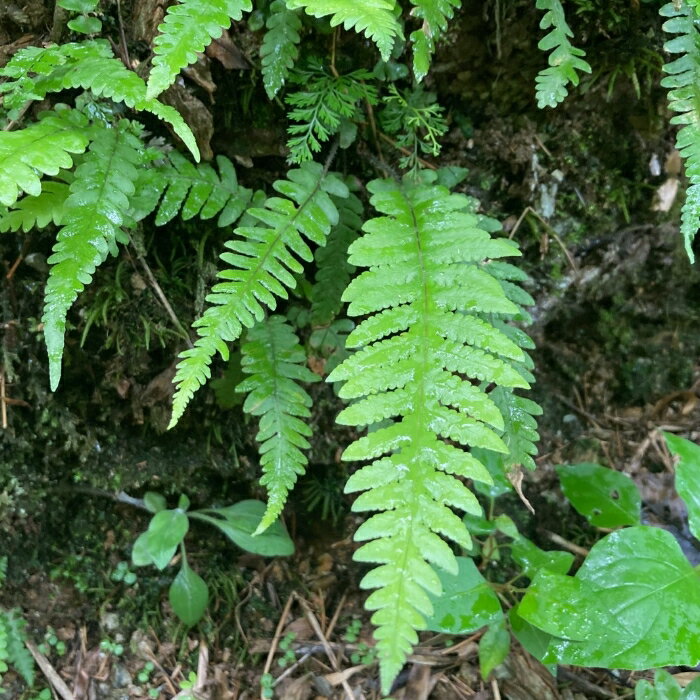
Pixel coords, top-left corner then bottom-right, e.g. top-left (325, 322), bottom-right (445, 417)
top-left (343, 618), bottom-right (361, 643)
top-left (260, 672), bottom-right (274, 699)
top-left (148, 688), bottom-right (160, 699)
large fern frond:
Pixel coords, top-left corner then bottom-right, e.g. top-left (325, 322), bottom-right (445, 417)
top-left (409, 0), bottom-right (461, 81)
top-left (661, 1), bottom-right (700, 261)
top-left (43, 121), bottom-right (142, 390)
top-left (0, 41), bottom-right (198, 160)
top-left (129, 151), bottom-right (252, 227)
top-left (261, 0), bottom-right (302, 99)
top-left (285, 0), bottom-right (400, 61)
top-left (146, 0), bottom-right (253, 99)
top-left (0, 108), bottom-right (89, 207)
top-left (169, 161), bottom-right (349, 426)
top-left (327, 172), bottom-right (537, 692)
top-left (310, 190), bottom-right (362, 325)
top-left (535, 0), bottom-right (591, 108)
top-left (237, 315), bottom-right (319, 532)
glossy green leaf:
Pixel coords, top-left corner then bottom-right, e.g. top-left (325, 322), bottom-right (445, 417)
top-left (508, 606), bottom-right (552, 661)
top-left (479, 620), bottom-right (510, 681)
top-left (144, 492), bottom-right (167, 513)
top-left (58, 0), bottom-right (99, 11)
top-left (556, 462), bottom-right (641, 527)
top-left (169, 558), bottom-right (209, 626)
top-left (519, 526), bottom-right (700, 668)
top-left (425, 557), bottom-right (503, 634)
top-left (665, 432), bottom-right (700, 540)
top-left (67, 16), bottom-right (102, 34)
top-left (191, 500), bottom-right (294, 556)
top-left (510, 536), bottom-right (574, 578)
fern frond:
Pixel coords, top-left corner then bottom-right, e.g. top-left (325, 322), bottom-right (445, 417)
top-left (130, 151), bottom-right (252, 227)
top-left (0, 41), bottom-right (199, 160)
top-left (311, 190), bottom-right (362, 325)
top-left (169, 161), bottom-right (349, 426)
top-left (409, 0), bottom-right (461, 81)
top-left (237, 315), bottom-right (319, 532)
top-left (0, 109), bottom-right (89, 207)
top-left (43, 121), bottom-right (142, 390)
top-left (661, 1), bottom-right (700, 261)
top-left (286, 63), bottom-right (377, 163)
top-left (0, 180), bottom-right (70, 233)
top-left (285, 0), bottom-right (400, 61)
top-left (146, 0), bottom-right (253, 99)
top-left (261, 0), bottom-right (302, 99)
top-left (535, 0), bottom-right (591, 108)
top-left (327, 172), bottom-right (537, 692)
top-left (0, 610), bottom-right (34, 687)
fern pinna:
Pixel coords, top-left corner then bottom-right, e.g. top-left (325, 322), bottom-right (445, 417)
top-left (237, 316), bottom-right (319, 533)
top-left (326, 172), bottom-right (537, 692)
top-left (169, 161), bottom-right (349, 427)
top-left (660, 0), bottom-right (700, 261)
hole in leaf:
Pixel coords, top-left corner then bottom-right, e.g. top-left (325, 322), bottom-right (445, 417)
top-left (610, 490), bottom-right (620, 500)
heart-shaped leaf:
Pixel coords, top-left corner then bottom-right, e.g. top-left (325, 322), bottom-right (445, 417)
top-left (425, 557), bottom-right (502, 634)
top-left (519, 526), bottom-right (700, 668)
top-left (556, 462), bottom-right (641, 527)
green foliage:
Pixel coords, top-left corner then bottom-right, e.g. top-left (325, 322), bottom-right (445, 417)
top-left (535, 0), bottom-right (592, 108)
top-left (133, 496), bottom-right (294, 625)
top-left (519, 526), bottom-right (700, 668)
top-left (285, 63), bottom-right (377, 163)
top-left (310, 190), bottom-right (362, 325)
top-left (660, 1), bottom-right (700, 261)
top-left (286, 0), bottom-right (401, 61)
top-left (147, 0), bottom-right (252, 99)
top-left (236, 316), bottom-right (319, 532)
top-left (0, 609), bottom-right (34, 689)
top-left (409, 0), bottom-right (462, 81)
top-left (261, 0), bottom-right (302, 99)
top-left (0, 109), bottom-right (89, 207)
top-left (0, 40), bottom-right (198, 159)
top-left (479, 620), bottom-right (510, 681)
top-left (0, 180), bottom-right (70, 233)
top-left (327, 172), bottom-right (537, 691)
top-left (169, 162), bottom-right (348, 426)
top-left (42, 120), bottom-right (143, 391)
top-left (381, 85), bottom-right (447, 174)
top-left (635, 670), bottom-right (700, 699)
top-left (665, 432), bottom-right (700, 539)
top-left (130, 151), bottom-right (252, 227)
top-left (556, 462), bottom-right (641, 527)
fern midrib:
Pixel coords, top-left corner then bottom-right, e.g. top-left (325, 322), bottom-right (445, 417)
top-left (383, 192), bottom-right (434, 666)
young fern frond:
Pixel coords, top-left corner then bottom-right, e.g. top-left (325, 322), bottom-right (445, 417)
top-left (409, 0), bottom-right (461, 81)
top-left (535, 0), bottom-right (591, 108)
top-left (261, 0), bottom-right (302, 99)
top-left (661, 1), bottom-right (700, 261)
top-left (310, 190), bottom-right (362, 325)
top-left (0, 609), bottom-right (34, 687)
top-left (0, 109), bottom-right (89, 207)
top-left (43, 121), bottom-right (142, 390)
top-left (146, 0), bottom-right (253, 99)
top-left (286, 0), bottom-right (400, 61)
top-left (0, 41), bottom-right (199, 160)
top-left (327, 172), bottom-right (537, 692)
top-left (169, 161), bottom-right (349, 427)
top-left (237, 315), bottom-right (319, 532)
top-left (286, 64), bottom-right (377, 163)
top-left (130, 151), bottom-right (252, 227)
